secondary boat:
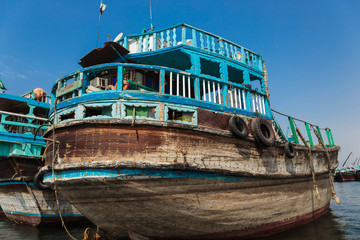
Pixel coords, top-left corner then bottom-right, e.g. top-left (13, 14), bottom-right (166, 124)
top-left (40, 24), bottom-right (339, 239)
top-left (0, 89), bottom-right (84, 226)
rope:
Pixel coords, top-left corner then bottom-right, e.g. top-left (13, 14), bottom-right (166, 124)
top-left (313, 128), bottom-right (340, 205)
top-left (41, 142), bottom-right (53, 162)
top-left (51, 99), bottom-right (80, 240)
top-left (132, 106), bottom-right (136, 126)
top-left (262, 59), bottom-right (270, 102)
top-left (296, 127), bottom-right (321, 200)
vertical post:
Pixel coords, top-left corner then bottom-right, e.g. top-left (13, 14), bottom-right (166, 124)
top-left (188, 76), bottom-right (191, 98)
top-left (145, 35), bottom-right (149, 52)
top-left (207, 81), bottom-right (211, 102)
top-left (328, 128), bottom-right (335, 146)
top-left (218, 83), bottom-right (222, 104)
top-left (152, 33), bottom-right (157, 51)
top-left (222, 84), bottom-right (228, 106)
top-left (191, 28), bottom-right (197, 47)
top-left (96, 0), bottom-right (103, 48)
top-left (305, 122), bottom-right (314, 147)
top-left (325, 128), bottom-right (333, 147)
top-left (316, 126), bottom-right (324, 145)
top-left (243, 70), bottom-right (252, 111)
top-left (159, 69), bottom-right (165, 94)
top-left (172, 27), bottom-right (177, 46)
top-left (176, 73), bottom-right (180, 96)
top-left (212, 82), bottom-right (216, 103)
top-left (234, 88), bottom-right (238, 108)
top-left (124, 36), bottom-right (128, 49)
top-left (202, 79), bottom-right (206, 101)
top-left (182, 75), bottom-right (186, 97)
top-left (195, 77), bottom-right (200, 100)
top-left (219, 39), bottom-right (224, 56)
top-left (169, 71), bottom-right (173, 95)
top-left (117, 66), bottom-right (124, 91)
top-left (181, 26), bottom-right (186, 44)
top-left (288, 117), bottom-right (299, 144)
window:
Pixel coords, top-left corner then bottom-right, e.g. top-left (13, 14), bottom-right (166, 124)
top-left (200, 58), bottom-right (220, 78)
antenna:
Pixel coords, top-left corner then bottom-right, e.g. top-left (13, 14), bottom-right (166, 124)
top-left (114, 33), bottom-right (123, 42)
top-left (342, 152), bottom-right (353, 167)
top-left (150, 0), bottom-right (153, 30)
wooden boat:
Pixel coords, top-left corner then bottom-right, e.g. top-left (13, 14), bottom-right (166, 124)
top-left (0, 91), bottom-right (85, 226)
top-left (40, 24), bottom-right (339, 239)
top-left (334, 167), bottom-right (356, 182)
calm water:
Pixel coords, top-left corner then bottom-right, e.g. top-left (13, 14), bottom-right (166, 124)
top-left (1, 182), bottom-right (359, 240)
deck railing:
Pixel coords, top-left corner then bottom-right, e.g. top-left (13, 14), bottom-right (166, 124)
top-left (0, 110), bottom-right (48, 137)
top-left (118, 24), bottom-right (263, 72)
top-left (53, 64), bottom-right (269, 117)
top-left (271, 109), bottom-right (335, 148)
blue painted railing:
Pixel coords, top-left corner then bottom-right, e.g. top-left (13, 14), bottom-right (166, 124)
top-left (118, 24), bottom-right (263, 72)
top-left (53, 63), bottom-right (270, 118)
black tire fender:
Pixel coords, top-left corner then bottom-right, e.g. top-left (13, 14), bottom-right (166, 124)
top-left (284, 142), bottom-right (296, 158)
top-left (229, 116), bottom-right (249, 139)
top-left (251, 117), bottom-right (275, 147)
top-left (34, 171), bottom-right (50, 190)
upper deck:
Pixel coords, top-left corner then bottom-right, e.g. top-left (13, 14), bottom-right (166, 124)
top-left (0, 93), bottom-right (50, 157)
top-left (117, 23), bottom-right (263, 73)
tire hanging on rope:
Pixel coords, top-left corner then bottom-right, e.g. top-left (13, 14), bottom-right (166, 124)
top-left (251, 117), bottom-right (275, 147)
top-left (229, 116), bottom-right (249, 139)
top-left (284, 142), bottom-right (296, 158)
top-left (34, 170), bottom-right (50, 190)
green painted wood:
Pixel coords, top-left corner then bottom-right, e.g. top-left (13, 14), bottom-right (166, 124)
top-left (305, 122), bottom-right (314, 147)
top-left (288, 117), bottom-right (299, 144)
top-left (56, 79), bottom-right (82, 98)
top-left (316, 126), bottom-right (324, 145)
top-left (328, 129), bottom-right (335, 146)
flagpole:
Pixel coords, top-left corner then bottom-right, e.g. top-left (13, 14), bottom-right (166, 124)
top-left (96, 0), bottom-right (103, 48)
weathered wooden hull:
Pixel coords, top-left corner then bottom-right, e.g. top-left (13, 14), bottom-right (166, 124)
top-left (44, 169), bottom-right (332, 239)
top-left (0, 181), bottom-right (84, 226)
top-left (42, 119), bottom-right (339, 239)
top-left (0, 156), bottom-right (86, 226)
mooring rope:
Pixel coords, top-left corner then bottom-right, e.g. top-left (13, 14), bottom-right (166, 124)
top-left (313, 128), bottom-right (340, 205)
top-left (51, 99), bottom-right (80, 240)
top-left (296, 127), bottom-right (321, 200)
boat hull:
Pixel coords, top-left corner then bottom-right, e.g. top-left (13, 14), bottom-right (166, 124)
top-left (42, 119), bottom-right (339, 239)
top-left (334, 172), bottom-right (356, 182)
top-left (0, 156), bottom-right (86, 226)
top-left (0, 181), bottom-right (84, 226)
top-left (44, 169), bottom-right (332, 239)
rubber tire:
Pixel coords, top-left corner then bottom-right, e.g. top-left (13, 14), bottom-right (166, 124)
top-left (251, 117), bottom-right (275, 147)
top-left (284, 142), bottom-right (296, 158)
top-left (34, 171), bottom-right (50, 190)
top-left (229, 116), bottom-right (249, 139)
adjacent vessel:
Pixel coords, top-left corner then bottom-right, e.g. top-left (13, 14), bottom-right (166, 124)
top-left (41, 24), bottom-right (339, 239)
top-left (0, 90), bottom-right (84, 226)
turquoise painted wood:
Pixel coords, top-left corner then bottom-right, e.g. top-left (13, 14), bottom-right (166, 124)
top-left (0, 93), bottom-right (49, 157)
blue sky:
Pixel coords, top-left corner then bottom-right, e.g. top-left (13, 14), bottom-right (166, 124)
top-left (1, 0), bottom-right (359, 165)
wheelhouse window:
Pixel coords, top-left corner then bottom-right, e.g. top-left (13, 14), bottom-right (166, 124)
top-left (86, 68), bottom-right (118, 92)
top-left (123, 69), bottom-right (160, 92)
top-left (228, 65), bottom-right (244, 85)
top-left (200, 58), bottom-right (220, 78)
